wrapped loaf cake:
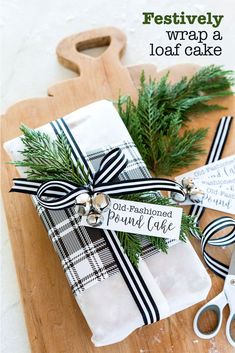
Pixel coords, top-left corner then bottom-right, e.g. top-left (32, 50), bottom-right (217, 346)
top-left (4, 100), bottom-right (211, 346)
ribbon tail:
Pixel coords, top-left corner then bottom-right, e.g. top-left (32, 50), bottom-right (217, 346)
top-left (10, 178), bottom-right (89, 210)
top-left (10, 178), bottom-right (43, 195)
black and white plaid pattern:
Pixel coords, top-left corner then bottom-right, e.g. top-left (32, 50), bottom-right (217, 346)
top-left (31, 140), bottom-right (177, 295)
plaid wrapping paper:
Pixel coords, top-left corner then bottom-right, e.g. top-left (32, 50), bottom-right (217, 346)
top-left (32, 140), bottom-right (177, 295)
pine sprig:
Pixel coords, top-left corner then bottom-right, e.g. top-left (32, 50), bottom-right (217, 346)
top-left (12, 124), bottom-right (89, 185)
top-left (117, 231), bottom-right (142, 266)
top-left (117, 65), bottom-right (234, 175)
top-left (148, 236), bottom-right (168, 254)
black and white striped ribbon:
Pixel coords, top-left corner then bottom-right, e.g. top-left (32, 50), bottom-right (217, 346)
top-left (11, 177), bottom-right (185, 210)
top-left (11, 134), bottom-right (185, 211)
top-left (201, 217), bottom-right (235, 278)
top-left (189, 116), bottom-right (235, 278)
top-left (51, 118), bottom-right (92, 182)
top-left (49, 118), bottom-right (161, 325)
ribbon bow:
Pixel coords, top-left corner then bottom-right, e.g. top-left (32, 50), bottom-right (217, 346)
top-left (11, 147), bottom-right (185, 210)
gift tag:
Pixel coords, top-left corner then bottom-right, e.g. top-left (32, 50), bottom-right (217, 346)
top-left (80, 198), bottom-right (183, 240)
top-left (175, 155), bottom-right (235, 214)
top-left (179, 155), bottom-right (235, 181)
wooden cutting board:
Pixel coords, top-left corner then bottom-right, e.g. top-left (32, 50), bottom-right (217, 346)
top-left (1, 27), bottom-right (235, 353)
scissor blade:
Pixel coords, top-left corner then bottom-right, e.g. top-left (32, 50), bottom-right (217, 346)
top-left (228, 247), bottom-right (235, 275)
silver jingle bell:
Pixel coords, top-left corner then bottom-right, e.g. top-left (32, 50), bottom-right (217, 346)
top-left (170, 190), bottom-right (186, 203)
top-left (188, 187), bottom-right (204, 204)
top-left (75, 193), bottom-right (92, 216)
top-left (189, 193), bottom-right (204, 203)
top-left (86, 212), bottom-right (103, 227)
top-left (92, 192), bottom-right (111, 213)
top-left (181, 177), bottom-right (195, 189)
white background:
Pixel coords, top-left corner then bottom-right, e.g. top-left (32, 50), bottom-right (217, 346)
top-left (1, 1), bottom-right (235, 352)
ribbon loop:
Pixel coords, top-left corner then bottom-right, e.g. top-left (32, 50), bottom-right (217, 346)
top-left (93, 147), bottom-right (128, 185)
top-left (201, 217), bottom-right (235, 278)
top-left (37, 181), bottom-right (90, 210)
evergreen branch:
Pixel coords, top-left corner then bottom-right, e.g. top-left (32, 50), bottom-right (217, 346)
top-left (117, 231), bottom-right (142, 267)
top-left (11, 124), bottom-right (89, 185)
top-left (156, 125), bottom-right (208, 175)
top-left (117, 65), bottom-right (234, 176)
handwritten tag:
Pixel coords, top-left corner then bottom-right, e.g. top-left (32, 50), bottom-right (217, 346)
top-left (175, 155), bottom-right (235, 214)
top-left (80, 198), bottom-right (182, 240)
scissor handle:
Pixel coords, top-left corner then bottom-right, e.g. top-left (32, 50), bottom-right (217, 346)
top-left (193, 291), bottom-right (227, 340)
top-left (225, 274), bottom-right (235, 347)
top-left (226, 312), bottom-right (235, 347)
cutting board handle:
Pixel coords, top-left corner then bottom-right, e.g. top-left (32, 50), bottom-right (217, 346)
top-left (56, 27), bottom-right (126, 75)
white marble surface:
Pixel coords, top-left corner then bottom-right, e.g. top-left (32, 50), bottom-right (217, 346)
top-left (1, 1), bottom-right (235, 352)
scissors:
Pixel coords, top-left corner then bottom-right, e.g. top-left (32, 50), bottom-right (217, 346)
top-left (194, 247), bottom-right (235, 347)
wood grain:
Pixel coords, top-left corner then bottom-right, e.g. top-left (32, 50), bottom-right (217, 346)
top-left (1, 27), bottom-right (235, 353)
